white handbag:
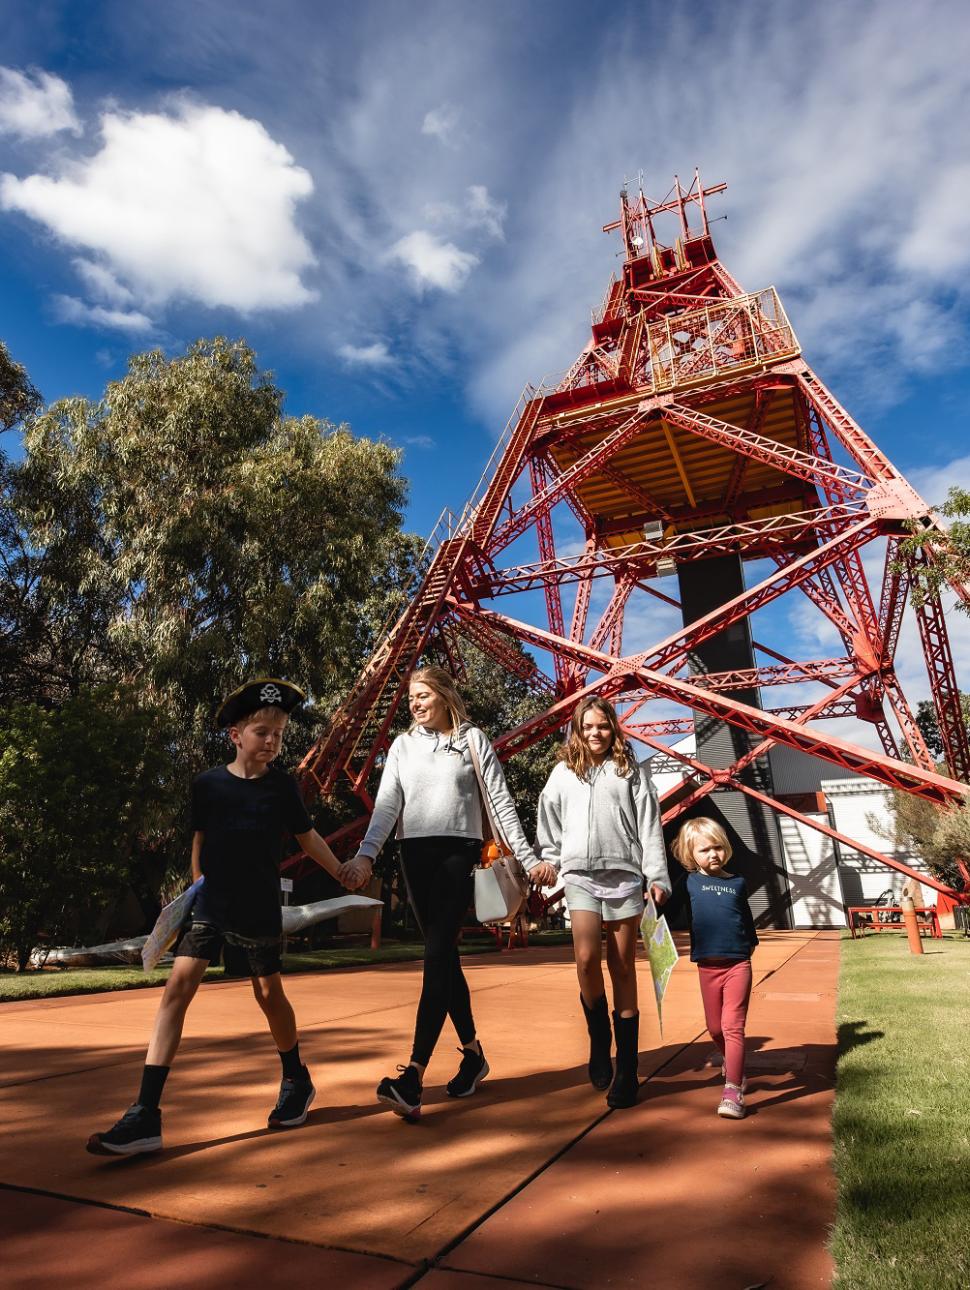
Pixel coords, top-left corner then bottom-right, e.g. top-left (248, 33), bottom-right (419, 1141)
top-left (467, 734), bottom-right (530, 925)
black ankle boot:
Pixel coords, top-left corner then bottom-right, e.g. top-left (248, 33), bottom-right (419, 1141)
top-left (580, 994), bottom-right (613, 1090)
top-left (607, 1011), bottom-right (639, 1108)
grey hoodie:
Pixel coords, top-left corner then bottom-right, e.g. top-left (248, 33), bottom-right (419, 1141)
top-left (536, 758), bottom-right (670, 893)
top-left (357, 723), bottom-right (537, 871)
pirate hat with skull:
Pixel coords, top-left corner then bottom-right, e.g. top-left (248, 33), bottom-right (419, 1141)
top-left (215, 677), bottom-right (307, 728)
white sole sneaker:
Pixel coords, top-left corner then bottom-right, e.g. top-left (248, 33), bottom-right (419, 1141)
top-left (448, 1057), bottom-right (490, 1099)
top-left (270, 1084), bottom-right (316, 1128)
top-left (376, 1077), bottom-right (422, 1119)
top-left (86, 1134), bottom-right (162, 1156)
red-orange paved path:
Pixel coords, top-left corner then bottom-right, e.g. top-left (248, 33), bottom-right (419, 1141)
top-left (1, 931), bottom-right (838, 1288)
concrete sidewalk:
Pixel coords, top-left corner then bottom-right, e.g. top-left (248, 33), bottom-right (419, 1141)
top-left (0, 931), bottom-right (838, 1288)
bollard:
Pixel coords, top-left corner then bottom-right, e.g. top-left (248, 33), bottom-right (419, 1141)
top-left (900, 894), bottom-right (924, 955)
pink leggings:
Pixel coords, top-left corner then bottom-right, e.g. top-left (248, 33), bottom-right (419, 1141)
top-left (697, 958), bottom-right (752, 1086)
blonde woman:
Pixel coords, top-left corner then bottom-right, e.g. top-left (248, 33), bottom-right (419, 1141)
top-left (671, 817), bottom-right (758, 1120)
top-left (532, 697), bottom-right (670, 1108)
top-left (344, 666), bottom-right (538, 1120)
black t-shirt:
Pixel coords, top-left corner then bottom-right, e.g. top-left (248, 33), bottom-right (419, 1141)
top-left (190, 765), bottom-right (313, 937)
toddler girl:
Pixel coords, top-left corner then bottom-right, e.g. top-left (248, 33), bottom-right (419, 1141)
top-left (672, 817), bottom-right (758, 1119)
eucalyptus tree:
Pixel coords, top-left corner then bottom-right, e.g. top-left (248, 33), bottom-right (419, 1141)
top-left (16, 337), bottom-right (417, 744)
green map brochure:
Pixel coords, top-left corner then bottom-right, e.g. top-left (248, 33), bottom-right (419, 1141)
top-left (640, 896), bottom-right (679, 1035)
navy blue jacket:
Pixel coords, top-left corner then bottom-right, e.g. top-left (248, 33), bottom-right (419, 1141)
top-left (685, 871), bottom-right (758, 962)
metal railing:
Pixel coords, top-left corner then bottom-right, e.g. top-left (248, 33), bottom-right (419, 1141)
top-left (647, 287), bottom-right (799, 391)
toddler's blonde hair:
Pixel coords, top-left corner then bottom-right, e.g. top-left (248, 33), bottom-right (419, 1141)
top-left (671, 817), bottom-right (732, 871)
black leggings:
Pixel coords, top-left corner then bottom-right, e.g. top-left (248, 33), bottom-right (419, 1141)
top-left (400, 836), bottom-right (478, 1068)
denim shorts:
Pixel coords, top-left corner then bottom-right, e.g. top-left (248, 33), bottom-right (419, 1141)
top-left (563, 878), bottom-right (644, 922)
top-left (174, 921), bottom-right (283, 978)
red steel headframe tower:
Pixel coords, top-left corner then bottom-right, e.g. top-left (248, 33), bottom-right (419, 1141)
top-left (300, 172), bottom-right (970, 901)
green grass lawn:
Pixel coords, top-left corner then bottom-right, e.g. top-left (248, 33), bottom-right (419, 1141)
top-left (833, 931), bottom-right (970, 1290)
top-left (0, 929), bottom-right (573, 1002)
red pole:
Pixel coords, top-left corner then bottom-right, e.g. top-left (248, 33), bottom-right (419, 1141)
top-left (900, 895), bottom-right (924, 956)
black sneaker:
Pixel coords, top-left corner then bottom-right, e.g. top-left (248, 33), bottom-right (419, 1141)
top-left (86, 1103), bottom-right (162, 1157)
top-left (446, 1044), bottom-right (489, 1098)
top-left (268, 1070), bottom-right (315, 1128)
top-left (376, 1064), bottom-right (422, 1119)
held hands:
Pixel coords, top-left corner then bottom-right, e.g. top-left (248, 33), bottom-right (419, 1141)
top-left (339, 855), bottom-right (373, 891)
top-left (529, 862), bottom-right (559, 888)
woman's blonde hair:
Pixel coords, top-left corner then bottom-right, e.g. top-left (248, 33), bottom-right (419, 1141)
top-left (409, 666), bottom-right (469, 736)
top-left (559, 696), bottom-right (635, 781)
top-left (671, 817), bottom-right (733, 871)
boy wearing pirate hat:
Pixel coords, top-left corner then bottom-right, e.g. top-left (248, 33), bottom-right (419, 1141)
top-left (87, 678), bottom-right (351, 1157)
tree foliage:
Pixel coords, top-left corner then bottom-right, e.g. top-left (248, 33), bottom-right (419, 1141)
top-left (898, 488), bottom-right (970, 611)
top-left (0, 339), bottom-right (41, 433)
top-left (0, 690), bottom-right (169, 970)
top-left (874, 786), bottom-right (970, 891)
top-left (914, 694), bottom-right (970, 762)
top-left (1, 337), bottom-right (424, 948)
top-left (14, 338), bottom-right (417, 729)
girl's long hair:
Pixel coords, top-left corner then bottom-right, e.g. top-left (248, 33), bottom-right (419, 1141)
top-left (559, 696), bottom-right (634, 781)
top-left (408, 665), bottom-right (469, 737)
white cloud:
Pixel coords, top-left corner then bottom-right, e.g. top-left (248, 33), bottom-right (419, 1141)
top-left (896, 165), bottom-right (970, 277)
top-left (458, 1), bottom-right (970, 422)
top-left (910, 456), bottom-right (970, 509)
top-left (466, 184), bottom-right (505, 240)
top-left (421, 104), bottom-right (460, 146)
top-left (388, 229), bottom-right (478, 292)
top-left (53, 294), bottom-right (154, 333)
top-left (2, 101), bottom-right (316, 314)
top-left (337, 340), bottom-right (395, 367)
top-left (72, 257), bottom-right (135, 307)
top-left (403, 434), bottom-right (434, 449)
top-left (0, 67), bottom-right (80, 139)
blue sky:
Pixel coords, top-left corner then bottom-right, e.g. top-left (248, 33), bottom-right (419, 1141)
top-left (2, 0), bottom-right (969, 732)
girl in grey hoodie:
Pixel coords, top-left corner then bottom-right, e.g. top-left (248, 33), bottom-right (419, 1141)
top-left (345, 666), bottom-right (537, 1120)
top-left (533, 696), bottom-right (670, 1107)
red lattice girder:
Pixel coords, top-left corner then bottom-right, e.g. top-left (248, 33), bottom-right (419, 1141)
top-left (469, 392), bottom-right (545, 547)
top-left (630, 520), bottom-right (880, 673)
top-left (878, 538), bottom-right (908, 664)
top-left (723, 388), bottom-right (773, 507)
top-left (776, 558), bottom-right (857, 650)
top-left (529, 456), bottom-right (567, 685)
top-left (681, 656), bottom-right (859, 692)
top-left (628, 666), bottom-right (965, 803)
top-left (449, 613), bottom-right (555, 694)
top-left (568, 539), bottom-right (595, 650)
top-left (588, 577), bottom-right (635, 655)
top-left (637, 730), bottom-right (958, 897)
top-left (881, 671), bottom-right (935, 771)
top-left (645, 672), bottom-right (865, 820)
top-left (798, 371), bottom-right (927, 493)
top-left (910, 554), bottom-right (970, 782)
top-left (662, 403), bottom-right (873, 496)
top-left (490, 408), bottom-right (650, 553)
top-left (299, 530), bottom-right (472, 793)
top-left (466, 599), bottom-right (967, 806)
top-left (474, 504), bottom-right (870, 599)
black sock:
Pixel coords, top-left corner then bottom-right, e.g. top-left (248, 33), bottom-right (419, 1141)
top-left (279, 1042), bottom-right (303, 1079)
top-left (138, 1064), bottom-right (169, 1110)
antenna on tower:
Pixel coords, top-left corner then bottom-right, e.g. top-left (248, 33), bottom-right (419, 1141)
top-left (603, 168), bottom-right (727, 271)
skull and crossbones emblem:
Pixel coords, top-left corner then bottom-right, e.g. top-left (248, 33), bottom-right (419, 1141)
top-left (260, 683), bottom-right (282, 705)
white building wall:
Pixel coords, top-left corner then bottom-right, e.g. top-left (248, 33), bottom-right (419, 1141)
top-left (779, 813), bottom-right (844, 928)
top-left (822, 778), bottom-right (935, 911)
